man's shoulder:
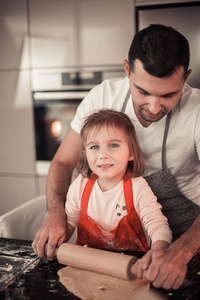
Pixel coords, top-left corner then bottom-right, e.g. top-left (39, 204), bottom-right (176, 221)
top-left (71, 76), bottom-right (129, 133)
top-left (172, 83), bottom-right (200, 126)
top-left (85, 76), bottom-right (130, 109)
top-left (181, 83), bottom-right (200, 107)
top-left (92, 76), bottom-right (129, 94)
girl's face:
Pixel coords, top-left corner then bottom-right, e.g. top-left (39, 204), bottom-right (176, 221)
top-left (84, 125), bottom-right (133, 191)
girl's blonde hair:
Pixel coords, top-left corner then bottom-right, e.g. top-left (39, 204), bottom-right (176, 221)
top-left (77, 109), bottom-right (145, 178)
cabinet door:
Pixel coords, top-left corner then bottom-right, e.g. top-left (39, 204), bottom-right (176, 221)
top-left (29, 0), bottom-right (134, 68)
top-left (0, 71), bottom-right (35, 174)
top-left (29, 0), bottom-right (78, 68)
top-left (0, 0), bottom-right (29, 69)
top-left (78, 0), bottom-right (134, 66)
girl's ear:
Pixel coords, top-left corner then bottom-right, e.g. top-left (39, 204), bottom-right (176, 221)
top-left (128, 153), bottom-right (134, 161)
top-left (83, 150), bottom-right (87, 159)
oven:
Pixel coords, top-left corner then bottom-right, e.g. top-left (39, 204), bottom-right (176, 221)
top-left (32, 67), bottom-right (125, 175)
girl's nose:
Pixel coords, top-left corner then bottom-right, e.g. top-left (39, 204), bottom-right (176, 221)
top-left (99, 148), bottom-right (109, 159)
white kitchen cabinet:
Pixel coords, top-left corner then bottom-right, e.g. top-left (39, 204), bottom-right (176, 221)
top-left (77, 0), bottom-right (134, 66)
top-left (29, 0), bottom-right (134, 68)
top-left (0, 0), bottom-right (29, 69)
top-left (29, 0), bottom-right (79, 68)
top-left (0, 175), bottom-right (37, 215)
top-left (0, 70), bottom-right (35, 174)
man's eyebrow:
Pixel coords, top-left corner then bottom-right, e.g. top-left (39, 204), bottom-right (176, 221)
top-left (134, 83), bottom-right (180, 97)
top-left (134, 84), bottom-right (150, 94)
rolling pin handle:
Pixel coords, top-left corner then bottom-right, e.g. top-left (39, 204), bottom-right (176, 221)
top-left (129, 262), bottom-right (137, 278)
top-left (127, 256), bottom-right (137, 279)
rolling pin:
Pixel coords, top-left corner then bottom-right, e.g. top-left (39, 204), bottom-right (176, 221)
top-left (56, 243), bottom-right (138, 280)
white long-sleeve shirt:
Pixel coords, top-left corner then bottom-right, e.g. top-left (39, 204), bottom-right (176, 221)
top-left (66, 174), bottom-right (172, 247)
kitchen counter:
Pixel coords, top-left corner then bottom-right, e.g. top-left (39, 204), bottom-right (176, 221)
top-left (0, 238), bottom-right (200, 300)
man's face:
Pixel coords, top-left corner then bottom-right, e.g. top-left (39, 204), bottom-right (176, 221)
top-left (124, 59), bottom-right (189, 127)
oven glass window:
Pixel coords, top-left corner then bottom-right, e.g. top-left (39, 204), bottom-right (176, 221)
top-left (34, 99), bottom-right (81, 161)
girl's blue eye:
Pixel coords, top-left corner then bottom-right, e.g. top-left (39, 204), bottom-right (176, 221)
top-left (110, 144), bottom-right (118, 148)
top-left (91, 145), bottom-right (99, 150)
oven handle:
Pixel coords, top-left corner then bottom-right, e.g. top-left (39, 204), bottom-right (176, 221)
top-left (33, 91), bottom-right (89, 100)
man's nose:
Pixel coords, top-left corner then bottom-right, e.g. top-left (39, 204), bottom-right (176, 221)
top-left (149, 97), bottom-right (162, 114)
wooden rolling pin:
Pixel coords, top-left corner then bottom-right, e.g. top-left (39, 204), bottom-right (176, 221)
top-left (56, 243), bottom-right (138, 280)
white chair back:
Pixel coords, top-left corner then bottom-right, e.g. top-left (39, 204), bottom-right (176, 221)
top-left (0, 195), bottom-right (46, 241)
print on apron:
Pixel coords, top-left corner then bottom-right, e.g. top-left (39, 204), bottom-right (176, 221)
top-left (76, 175), bottom-right (149, 252)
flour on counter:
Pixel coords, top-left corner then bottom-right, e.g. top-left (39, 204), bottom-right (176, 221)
top-left (0, 263), bottom-right (13, 272)
top-left (0, 241), bottom-right (40, 292)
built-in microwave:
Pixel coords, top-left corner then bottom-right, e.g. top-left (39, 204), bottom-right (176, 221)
top-left (32, 67), bottom-right (125, 175)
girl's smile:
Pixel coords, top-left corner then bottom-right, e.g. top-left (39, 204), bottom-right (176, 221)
top-left (97, 163), bottom-right (114, 168)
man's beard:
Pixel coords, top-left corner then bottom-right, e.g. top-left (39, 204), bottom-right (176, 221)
top-left (139, 107), bottom-right (167, 123)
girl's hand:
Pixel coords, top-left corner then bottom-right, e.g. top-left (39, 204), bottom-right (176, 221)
top-left (131, 250), bottom-right (152, 279)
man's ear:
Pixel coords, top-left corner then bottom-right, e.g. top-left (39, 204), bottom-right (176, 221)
top-left (123, 59), bottom-right (130, 78)
top-left (184, 69), bottom-right (192, 82)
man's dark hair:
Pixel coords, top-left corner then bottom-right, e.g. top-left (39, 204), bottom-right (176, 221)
top-left (128, 24), bottom-right (190, 77)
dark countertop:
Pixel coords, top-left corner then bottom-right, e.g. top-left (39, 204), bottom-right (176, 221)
top-left (0, 238), bottom-right (200, 300)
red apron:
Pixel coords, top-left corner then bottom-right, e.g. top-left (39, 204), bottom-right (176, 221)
top-left (76, 175), bottom-right (149, 252)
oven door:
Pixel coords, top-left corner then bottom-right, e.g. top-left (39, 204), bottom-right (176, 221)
top-left (33, 90), bottom-right (88, 173)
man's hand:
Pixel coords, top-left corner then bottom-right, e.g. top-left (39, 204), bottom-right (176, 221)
top-left (131, 248), bottom-right (187, 290)
top-left (132, 216), bottom-right (200, 290)
top-left (32, 209), bottom-right (67, 260)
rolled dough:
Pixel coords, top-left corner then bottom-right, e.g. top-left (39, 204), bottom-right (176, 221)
top-left (58, 266), bottom-right (150, 300)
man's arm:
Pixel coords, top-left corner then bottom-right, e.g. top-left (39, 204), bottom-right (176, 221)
top-left (32, 128), bottom-right (82, 259)
top-left (132, 214), bottom-right (200, 290)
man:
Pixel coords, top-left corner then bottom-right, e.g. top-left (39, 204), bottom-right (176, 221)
top-left (32, 24), bottom-right (200, 290)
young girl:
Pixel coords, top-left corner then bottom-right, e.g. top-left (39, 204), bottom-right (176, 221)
top-left (65, 109), bottom-right (172, 253)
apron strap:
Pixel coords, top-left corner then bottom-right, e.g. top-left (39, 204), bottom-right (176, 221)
top-left (81, 175), bottom-right (97, 213)
top-left (123, 176), bottom-right (135, 214)
top-left (123, 176), bottom-right (149, 252)
top-left (121, 89), bottom-right (131, 113)
top-left (162, 111), bottom-right (172, 170)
